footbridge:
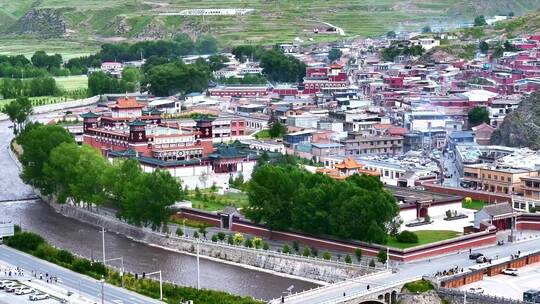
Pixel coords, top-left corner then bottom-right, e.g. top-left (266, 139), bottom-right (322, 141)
top-left (269, 271), bottom-right (420, 304)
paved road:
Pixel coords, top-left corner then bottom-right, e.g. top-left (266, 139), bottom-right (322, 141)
top-left (275, 235), bottom-right (540, 303)
top-left (0, 245), bottom-right (162, 304)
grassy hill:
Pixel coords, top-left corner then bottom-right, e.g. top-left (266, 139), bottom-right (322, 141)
top-left (0, 0), bottom-right (539, 57)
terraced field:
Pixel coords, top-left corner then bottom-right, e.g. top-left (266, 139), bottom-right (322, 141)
top-left (0, 0), bottom-right (538, 56)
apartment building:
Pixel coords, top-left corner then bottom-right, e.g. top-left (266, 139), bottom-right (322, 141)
top-left (463, 163), bottom-right (538, 195)
top-left (341, 132), bottom-right (403, 156)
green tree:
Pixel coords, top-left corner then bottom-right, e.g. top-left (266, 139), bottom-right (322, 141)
top-left (345, 254), bottom-right (352, 264)
top-left (193, 231), bottom-right (199, 238)
top-left (302, 246), bottom-right (311, 257)
top-left (268, 121), bottom-right (287, 138)
top-left (386, 31), bottom-right (396, 39)
top-left (422, 26), bottom-right (432, 33)
top-left (259, 49), bottom-right (306, 82)
top-left (1, 97), bottom-right (32, 134)
top-left (468, 106), bottom-right (490, 127)
top-left (227, 234), bottom-right (234, 245)
top-left (355, 248), bottom-right (362, 262)
top-left (217, 232), bottom-right (226, 241)
top-left (174, 33), bottom-right (195, 54)
top-left (195, 35), bottom-right (218, 54)
top-left (369, 259), bottom-right (376, 267)
top-left (211, 234), bottom-right (218, 242)
top-left (479, 41), bottom-right (489, 54)
top-left (175, 227), bottom-right (184, 237)
top-left (145, 61), bottom-right (210, 97)
top-left (474, 15), bottom-right (487, 27)
top-left (377, 249), bottom-right (388, 264)
top-left (262, 242), bottom-right (270, 250)
top-left (396, 230), bottom-right (418, 243)
top-left (328, 48), bottom-right (342, 62)
top-left (323, 251), bottom-right (331, 260)
top-left (19, 125), bottom-right (75, 192)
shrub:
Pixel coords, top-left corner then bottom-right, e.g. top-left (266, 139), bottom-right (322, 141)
top-left (282, 245), bottom-right (290, 254)
top-left (377, 249), bottom-right (387, 263)
top-left (311, 246), bottom-right (318, 257)
top-left (292, 240), bottom-right (299, 252)
top-left (6, 231), bottom-right (45, 252)
top-left (34, 244), bottom-right (57, 261)
top-left (302, 247), bottom-right (311, 257)
top-left (369, 259), bottom-right (376, 267)
top-left (57, 249), bottom-right (74, 264)
top-left (175, 227), bottom-right (184, 237)
top-left (227, 234), bottom-right (234, 245)
top-left (233, 233), bottom-right (244, 245)
top-left (396, 230), bottom-right (419, 243)
top-left (211, 234), bottom-right (218, 242)
top-left (345, 254), bottom-right (352, 264)
top-left (323, 251), bottom-right (331, 260)
top-left (262, 242), bottom-right (269, 250)
top-left (244, 238), bottom-right (253, 248)
top-left (252, 237), bottom-right (263, 249)
top-left (193, 231), bottom-right (199, 238)
top-left (403, 279), bottom-right (434, 293)
top-left (72, 258), bottom-right (92, 274)
top-left (355, 248), bottom-right (362, 261)
top-left (217, 232), bottom-right (226, 241)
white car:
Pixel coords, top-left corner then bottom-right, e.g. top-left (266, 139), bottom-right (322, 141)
top-left (0, 280), bottom-right (14, 288)
top-left (15, 287), bottom-right (34, 295)
top-left (29, 293), bottom-right (49, 301)
top-left (5, 285), bottom-right (21, 292)
top-left (468, 287), bottom-right (484, 294)
top-left (502, 268), bottom-right (519, 276)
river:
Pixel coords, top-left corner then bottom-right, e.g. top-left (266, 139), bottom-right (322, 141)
top-left (0, 116), bottom-right (317, 300)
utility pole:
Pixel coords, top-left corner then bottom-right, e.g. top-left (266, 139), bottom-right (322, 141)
top-left (105, 257), bottom-right (124, 287)
top-left (101, 227), bottom-right (106, 266)
top-left (463, 290), bottom-right (467, 304)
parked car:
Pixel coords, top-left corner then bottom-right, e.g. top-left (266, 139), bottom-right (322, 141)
top-left (0, 280), bottom-right (14, 288)
top-left (5, 285), bottom-right (21, 293)
top-left (476, 256), bottom-right (491, 263)
top-left (29, 293), bottom-right (49, 301)
top-left (469, 253), bottom-right (483, 260)
top-left (469, 287), bottom-right (484, 294)
top-left (502, 268), bottom-right (519, 276)
top-left (15, 287), bottom-right (34, 295)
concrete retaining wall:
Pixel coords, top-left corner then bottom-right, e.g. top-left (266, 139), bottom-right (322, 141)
top-left (43, 198), bottom-right (375, 284)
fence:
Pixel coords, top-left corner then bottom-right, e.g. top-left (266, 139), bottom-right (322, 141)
top-left (438, 288), bottom-right (531, 304)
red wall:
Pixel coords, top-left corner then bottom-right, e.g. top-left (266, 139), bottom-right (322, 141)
top-left (179, 209), bottom-right (499, 262)
top-left (422, 182), bottom-right (511, 204)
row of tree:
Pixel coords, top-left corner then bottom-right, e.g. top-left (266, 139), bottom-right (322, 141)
top-left (381, 44), bottom-right (424, 62)
top-left (17, 124), bottom-right (183, 230)
top-left (0, 51), bottom-right (72, 79)
top-left (232, 45), bottom-right (306, 82)
top-left (0, 77), bottom-right (60, 99)
top-left (65, 34), bottom-right (220, 74)
top-left (245, 164), bottom-right (399, 244)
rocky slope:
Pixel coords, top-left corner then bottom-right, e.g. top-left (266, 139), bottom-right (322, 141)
top-left (7, 8), bottom-right (67, 38)
top-left (491, 92), bottom-right (540, 149)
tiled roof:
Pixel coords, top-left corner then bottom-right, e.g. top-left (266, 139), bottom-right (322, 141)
top-left (482, 203), bottom-right (514, 217)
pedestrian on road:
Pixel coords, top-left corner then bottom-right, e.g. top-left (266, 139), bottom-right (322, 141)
top-left (343, 292), bottom-right (346, 297)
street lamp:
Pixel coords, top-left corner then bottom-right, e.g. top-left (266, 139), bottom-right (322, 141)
top-left (100, 277), bottom-right (105, 304)
top-left (196, 238), bottom-right (200, 289)
top-left (104, 257), bottom-right (124, 287)
top-left (145, 270), bottom-right (163, 300)
top-left (101, 227), bottom-right (106, 266)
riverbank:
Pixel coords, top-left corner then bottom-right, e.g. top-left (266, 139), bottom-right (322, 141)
top-left (44, 196), bottom-right (374, 284)
top-left (3, 230), bottom-right (262, 304)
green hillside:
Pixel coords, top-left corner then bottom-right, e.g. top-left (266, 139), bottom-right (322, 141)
top-left (0, 0), bottom-right (539, 57)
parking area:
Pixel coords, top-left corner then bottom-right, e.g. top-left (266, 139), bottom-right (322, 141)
top-left (459, 264), bottom-right (540, 300)
top-left (0, 279), bottom-right (59, 303)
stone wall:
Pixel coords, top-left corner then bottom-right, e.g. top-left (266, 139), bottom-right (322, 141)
top-left (44, 198), bottom-right (376, 284)
top-left (398, 291), bottom-right (443, 304)
top-left (437, 288), bottom-right (526, 304)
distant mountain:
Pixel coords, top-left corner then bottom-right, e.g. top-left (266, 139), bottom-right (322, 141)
top-left (0, 0), bottom-right (539, 46)
top-left (491, 92), bottom-right (540, 149)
